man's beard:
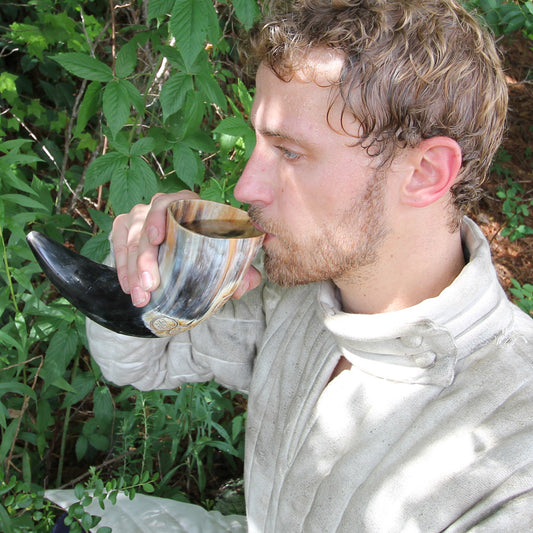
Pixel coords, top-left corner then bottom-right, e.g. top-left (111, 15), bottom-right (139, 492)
top-left (248, 172), bottom-right (389, 287)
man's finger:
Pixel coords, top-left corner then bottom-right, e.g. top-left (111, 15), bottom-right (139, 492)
top-left (232, 266), bottom-right (262, 300)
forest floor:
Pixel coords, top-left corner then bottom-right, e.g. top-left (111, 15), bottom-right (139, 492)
top-left (472, 32), bottom-right (533, 305)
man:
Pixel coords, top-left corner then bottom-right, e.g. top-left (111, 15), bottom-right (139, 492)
top-left (82, 0), bottom-right (533, 531)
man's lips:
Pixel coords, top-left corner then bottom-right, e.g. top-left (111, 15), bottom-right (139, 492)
top-left (250, 220), bottom-right (273, 243)
top-left (251, 220), bottom-right (265, 233)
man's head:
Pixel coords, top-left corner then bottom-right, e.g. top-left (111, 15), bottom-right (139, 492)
top-left (250, 0), bottom-right (508, 227)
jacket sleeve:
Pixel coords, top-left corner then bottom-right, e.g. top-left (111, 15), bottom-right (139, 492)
top-left (86, 283), bottom-right (266, 394)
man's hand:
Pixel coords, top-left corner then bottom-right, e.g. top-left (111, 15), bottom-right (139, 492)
top-left (112, 191), bottom-right (262, 307)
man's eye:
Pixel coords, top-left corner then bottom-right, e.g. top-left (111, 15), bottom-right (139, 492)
top-left (277, 146), bottom-right (301, 161)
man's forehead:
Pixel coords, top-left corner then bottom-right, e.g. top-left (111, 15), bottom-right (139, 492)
top-left (252, 48), bottom-right (359, 140)
top-left (260, 47), bottom-right (345, 86)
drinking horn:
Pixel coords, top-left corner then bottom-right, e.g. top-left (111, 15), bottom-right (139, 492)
top-left (27, 199), bottom-right (264, 338)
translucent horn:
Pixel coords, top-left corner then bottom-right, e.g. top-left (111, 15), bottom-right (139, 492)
top-left (26, 199), bottom-right (264, 338)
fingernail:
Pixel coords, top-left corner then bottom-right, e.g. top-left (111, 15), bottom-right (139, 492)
top-left (147, 226), bottom-right (159, 244)
top-left (121, 276), bottom-right (130, 294)
top-left (132, 287), bottom-right (147, 307)
top-left (141, 271), bottom-right (153, 291)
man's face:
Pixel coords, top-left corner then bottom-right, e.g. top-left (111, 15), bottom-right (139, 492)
top-left (234, 49), bottom-right (391, 287)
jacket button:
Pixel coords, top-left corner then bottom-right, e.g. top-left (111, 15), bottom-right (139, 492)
top-left (413, 351), bottom-right (437, 368)
top-left (400, 335), bottom-right (423, 348)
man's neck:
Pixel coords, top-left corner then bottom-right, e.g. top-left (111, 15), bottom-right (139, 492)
top-left (334, 224), bottom-right (465, 315)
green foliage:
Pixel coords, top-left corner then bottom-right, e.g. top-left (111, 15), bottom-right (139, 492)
top-left (491, 148), bottom-right (533, 242)
top-left (463, 0), bottom-right (533, 39)
top-left (510, 278), bottom-right (533, 315)
top-left (496, 177), bottom-right (533, 241)
top-left (0, 474), bottom-right (57, 533)
top-left (0, 0), bottom-right (259, 529)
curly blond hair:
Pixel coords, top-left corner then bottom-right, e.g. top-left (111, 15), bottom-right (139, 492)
top-left (250, 0), bottom-right (508, 225)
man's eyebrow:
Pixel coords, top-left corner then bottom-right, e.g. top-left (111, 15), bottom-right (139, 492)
top-left (249, 114), bottom-right (319, 147)
top-left (258, 127), bottom-right (298, 142)
top-left (254, 123), bottom-right (317, 148)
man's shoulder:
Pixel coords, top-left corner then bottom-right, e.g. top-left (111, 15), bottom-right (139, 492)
top-left (261, 280), bottom-right (322, 322)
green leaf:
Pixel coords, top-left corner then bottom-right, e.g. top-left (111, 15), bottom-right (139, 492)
top-left (108, 132), bottom-right (132, 155)
top-left (0, 171), bottom-right (36, 197)
top-left (41, 327), bottom-right (80, 389)
top-left (74, 484), bottom-right (85, 500)
top-left (62, 373), bottom-right (96, 408)
top-left (182, 90), bottom-right (205, 136)
top-left (173, 143), bottom-right (203, 189)
top-left (52, 53), bottom-right (113, 82)
top-left (88, 433), bottom-right (109, 451)
top-left (148, 0), bottom-right (176, 19)
top-left (85, 152), bottom-right (129, 192)
top-left (75, 435), bottom-right (88, 461)
top-left (130, 136), bottom-right (158, 156)
top-left (233, 78), bottom-right (254, 115)
top-left (182, 130), bottom-right (216, 153)
top-left (0, 382), bottom-right (37, 401)
top-left (0, 194), bottom-right (49, 212)
top-left (232, 414), bottom-right (244, 441)
top-left (109, 158), bottom-right (158, 214)
top-left (195, 70), bottom-right (227, 112)
top-left (80, 232), bottom-right (110, 262)
top-left (0, 420), bottom-right (18, 464)
top-left (118, 79), bottom-right (144, 115)
top-left (103, 80), bottom-right (131, 137)
top-left (0, 151), bottom-right (42, 167)
top-left (214, 116), bottom-right (253, 138)
top-left (170, 0), bottom-right (218, 69)
top-left (160, 45), bottom-right (186, 70)
top-left (129, 156), bottom-right (159, 199)
top-left (88, 208), bottom-right (114, 233)
top-left (233, 0), bottom-right (261, 30)
top-left (115, 41), bottom-right (138, 78)
top-left (93, 386), bottom-right (114, 426)
top-left (0, 138), bottom-right (33, 152)
top-left (0, 403), bottom-right (7, 430)
top-left (74, 81), bottom-right (102, 137)
top-left (10, 22), bottom-right (47, 59)
top-left (160, 72), bottom-right (193, 121)
top-left (81, 513), bottom-right (94, 531)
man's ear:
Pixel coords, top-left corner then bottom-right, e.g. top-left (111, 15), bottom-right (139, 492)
top-left (401, 137), bottom-right (462, 207)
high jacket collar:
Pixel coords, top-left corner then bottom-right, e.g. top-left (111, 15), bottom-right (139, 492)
top-left (318, 218), bottom-right (512, 387)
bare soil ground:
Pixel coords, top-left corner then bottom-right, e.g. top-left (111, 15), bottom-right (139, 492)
top-left (472, 32), bottom-right (533, 307)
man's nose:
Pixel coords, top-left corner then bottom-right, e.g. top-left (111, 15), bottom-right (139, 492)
top-left (234, 147), bottom-right (275, 207)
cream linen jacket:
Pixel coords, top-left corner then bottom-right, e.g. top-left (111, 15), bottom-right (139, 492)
top-left (86, 218), bottom-right (533, 532)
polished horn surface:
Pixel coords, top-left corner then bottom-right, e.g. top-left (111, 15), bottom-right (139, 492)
top-left (27, 199), bottom-right (264, 338)
top-left (142, 199), bottom-right (264, 336)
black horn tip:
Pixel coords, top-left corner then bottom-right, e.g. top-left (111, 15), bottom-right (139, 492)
top-left (27, 231), bottom-right (156, 338)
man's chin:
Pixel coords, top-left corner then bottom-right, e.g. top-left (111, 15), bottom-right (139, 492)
top-left (263, 255), bottom-right (322, 287)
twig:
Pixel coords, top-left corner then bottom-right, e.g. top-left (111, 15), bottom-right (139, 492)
top-left (0, 356), bottom-right (43, 372)
top-left (5, 355), bottom-right (45, 479)
top-left (55, 79), bottom-right (88, 213)
top-left (110, 0), bottom-right (117, 76)
top-left (67, 142), bottom-right (101, 215)
top-left (58, 450), bottom-right (137, 489)
top-left (9, 111), bottom-right (60, 172)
